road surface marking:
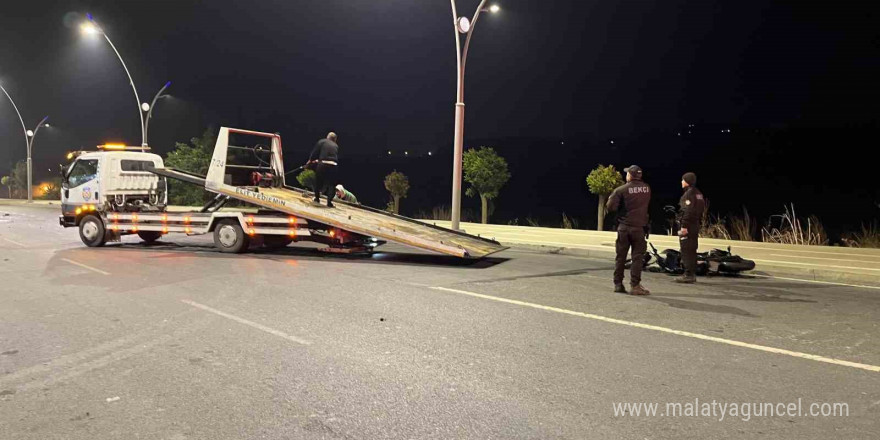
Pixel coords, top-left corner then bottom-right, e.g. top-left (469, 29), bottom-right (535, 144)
top-left (430, 286), bottom-right (880, 373)
top-left (496, 239), bottom-right (613, 250)
top-left (749, 274), bottom-right (880, 291)
top-left (751, 259), bottom-right (880, 272)
top-left (0, 332), bottom-right (151, 388)
top-left (769, 254), bottom-right (876, 264)
top-left (1, 236), bottom-right (25, 247)
top-left (61, 258), bottom-right (110, 275)
top-left (181, 300), bottom-right (311, 345)
top-left (457, 228), bottom-right (880, 258)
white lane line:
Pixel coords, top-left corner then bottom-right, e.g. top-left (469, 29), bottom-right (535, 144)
top-left (497, 239), bottom-right (614, 251)
top-left (769, 254), bottom-right (877, 264)
top-left (61, 258), bottom-right (110, 275)
top-left (751, 258), bottom-right (880, 272)
top-left (430, 286), bottom-right (880, 373)
top-left (1, 236), bottom-right (25, 247)
top-left (749, 274), bottom-right (880, 291)
top-left (181, 300), bottom-right (311, 345)
top-left (464, 228), bottom-right (880, 258)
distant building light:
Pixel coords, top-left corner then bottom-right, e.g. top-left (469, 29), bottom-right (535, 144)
top-left (677, 132), bottom-right (681, 136)
top-left (610, 140), bottom-right (614, 144)
top-left (405, 151), bottom-right (408, 155)
top-left (387, 150), bottom-right (391, 155)
top-left (428, 151), bottom-right (432, 156)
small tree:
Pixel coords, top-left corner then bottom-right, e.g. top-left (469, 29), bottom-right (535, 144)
top-left (384, 170), bottom-right (409, 214)
top-left (1, 176), bottom-right (10, 199)
top-left (295, 169), bottom-right (316, 190)
top-left (10, 161), bottom-right (27, 199)
top-left (164, 128), bottom-right (216, 205)
top-left (463, 147), bottom-right (510, 224)
top-left (586, 164), bottom-right (624, 231)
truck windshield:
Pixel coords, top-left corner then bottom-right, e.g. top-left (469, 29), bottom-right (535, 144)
top-left (68, 159), bottom-right (98, 188)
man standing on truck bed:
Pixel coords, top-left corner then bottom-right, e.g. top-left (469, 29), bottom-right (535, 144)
top-left (308, 132), bottom-right (340, 208)
top-left (605, 165), bottom-right (652, 296)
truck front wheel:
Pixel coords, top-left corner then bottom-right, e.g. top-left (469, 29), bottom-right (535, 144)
top-left (213, 219), bottom-right (249, 253)
top-left (79, 215), bottom-right (107, 247)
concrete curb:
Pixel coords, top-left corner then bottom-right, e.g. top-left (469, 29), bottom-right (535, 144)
top-left (504, 242), bottom-right (880, 288)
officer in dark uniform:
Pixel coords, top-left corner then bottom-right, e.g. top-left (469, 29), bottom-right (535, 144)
top-left (606, 165), bottom-right (652, 295)
top-left (676, 172), bottom-right (706, 283)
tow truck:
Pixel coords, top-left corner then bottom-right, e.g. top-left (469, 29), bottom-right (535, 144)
top-left (59, 127), bottom-right (507, 258)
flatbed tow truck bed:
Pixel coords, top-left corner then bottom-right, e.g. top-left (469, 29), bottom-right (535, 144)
top-left (150, 127), bottom-right (507, 259)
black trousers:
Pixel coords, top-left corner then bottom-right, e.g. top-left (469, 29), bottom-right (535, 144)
top-left (679, 233), bottom-right (699, 277)
top-left (313, 164), bottom-right (338, 204)
top-left (614, 227), bottom-right (647, 286)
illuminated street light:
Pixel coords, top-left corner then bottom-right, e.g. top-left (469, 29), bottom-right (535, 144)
top-left (1, 83), bottom-right (48, 203)
top-left (448, 0), bottom-right (501, 230)
top-left (141, 102), bottom-right (150, 112)
top-left (81, 14), bottom-right (147, 150)
top-left (80, 22), bottom-right (100, 35)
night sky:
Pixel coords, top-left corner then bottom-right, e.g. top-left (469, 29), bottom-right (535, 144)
top-left (1, 1), bottom-right (878, 231)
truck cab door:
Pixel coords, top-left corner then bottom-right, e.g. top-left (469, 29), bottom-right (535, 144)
top-left (62, 158), bottom-right (99, 212)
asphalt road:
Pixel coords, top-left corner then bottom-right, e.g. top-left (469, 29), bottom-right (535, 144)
top-left (1, 203), bottom-right (878, 439)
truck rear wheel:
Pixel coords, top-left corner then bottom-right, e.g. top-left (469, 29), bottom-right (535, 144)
top-left (137, 231), bottom-right (162, 244)
top-left (79, 215), bottom-right (107, 247)
top-left (214, 219), bottom-right (249, 253)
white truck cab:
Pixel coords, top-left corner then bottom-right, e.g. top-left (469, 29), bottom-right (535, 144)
top-left (60, 146), bottom-right (167, 228)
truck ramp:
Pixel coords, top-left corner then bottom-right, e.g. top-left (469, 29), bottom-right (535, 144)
top-left (228, 186), bottom-right (506, 258)
top-left (150, 166), bottom-right (507, 258)
top-left (155, 127), bottom-right (507, 258)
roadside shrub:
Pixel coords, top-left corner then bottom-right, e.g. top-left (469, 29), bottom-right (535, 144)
top-left (728, 208), bottom-right (756, 241)
top-left (561, 212), bottom-right (579, 229)
top-left (761, 205), bottom-right (828, 246)
top-left (842, 222), bottom-right (880, 248)
top-left (700, 214), bottom-right (732, 240)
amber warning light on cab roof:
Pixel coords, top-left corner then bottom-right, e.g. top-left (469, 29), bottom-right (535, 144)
top-left (97, 144), bottom-right (151, 151)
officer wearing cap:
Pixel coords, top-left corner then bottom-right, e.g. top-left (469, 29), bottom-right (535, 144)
top-left (605, 165), bottom-right (652, 295)
top-left (676, 172), bottom-right (706, 283)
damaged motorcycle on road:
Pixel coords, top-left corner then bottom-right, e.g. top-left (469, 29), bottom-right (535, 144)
top-left (626, 242), bottom-right (756, 276)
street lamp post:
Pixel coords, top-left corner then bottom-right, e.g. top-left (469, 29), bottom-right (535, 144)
top-left (81, 15), bottom-right (146, 150)
top-left (1, 84), bottom-right (48, 203)
top-left (449, 1), bottom-right (499, 230)
top-left (142, 81), bottom-right (172, 146)
top-left (26, 116), bottom-right (50, 202)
